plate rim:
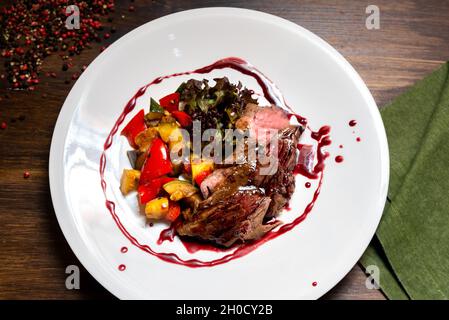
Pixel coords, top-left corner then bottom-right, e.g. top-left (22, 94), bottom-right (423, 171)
top-left (49, 7), bottom-right (389, 300)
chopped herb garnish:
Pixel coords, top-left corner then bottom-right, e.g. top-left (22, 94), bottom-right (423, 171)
top-left (150, 98), bottom-right (164, 113)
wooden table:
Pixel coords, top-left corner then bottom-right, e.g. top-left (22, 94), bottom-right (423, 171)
top-left (1, 0), bottom-right (447, 300)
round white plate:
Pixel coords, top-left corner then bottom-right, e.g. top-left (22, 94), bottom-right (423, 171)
top-left (49, 8), bottom-right (388, 299)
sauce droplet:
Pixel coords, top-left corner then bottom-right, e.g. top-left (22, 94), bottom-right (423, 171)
top-left (305, 182), bottom-right (311, 188)
top-left (321, 136), bottom-right (332, 146)
top-left (311, 126), bottom-right (331, 141)
top-left (312, 281), bottom-right (318, 287)
top-left (335, 155), bottom-right (344, 163)
top-left (120, 247), bottom-right (128, 253)
top-left (118, 264), bottom-right (126, 271)
top-left (157, 223), bottom-right (177, 245)
top-left (356, 137), bottom-right (361, 142)
top-left (349, 120), bottom-right (357, 127)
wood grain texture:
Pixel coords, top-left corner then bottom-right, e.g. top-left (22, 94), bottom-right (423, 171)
top-left (1, 0), bottom-right (448, 300)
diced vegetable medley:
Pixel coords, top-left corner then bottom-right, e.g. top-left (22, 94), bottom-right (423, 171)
top-left (120, 78), bottom-right (257, 223)
top-left (120, 90), bottom-right (211, 222)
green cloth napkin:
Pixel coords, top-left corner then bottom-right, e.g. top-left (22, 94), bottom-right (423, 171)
top-left (360, 62), bottom-right (449, 299)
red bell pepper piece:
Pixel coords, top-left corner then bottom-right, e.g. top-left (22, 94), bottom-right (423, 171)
top-left (139, 138), bottom-right (173, 185)
top-left (121, 109), bottom-right (146, 149)
top-left (138, 176), bottom-right (174, 204)
top-left (171, 111), bottom-right (192, 128)
top-left (159, 92), bottom-right (180, 112)
top-left (156, 176), bottom-right (175, 186)
top-left (194, 169), bottom-right (212, 186)
top-left (138, 183), bottom-right (158, 204)
top-left (166, 201), bottom-right (181, 222)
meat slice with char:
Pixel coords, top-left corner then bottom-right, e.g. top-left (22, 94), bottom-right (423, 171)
top-left (254, 126), bottom-right (301, 217)
top-left (199, 164), bottom-right (253, 199)
top-left (177, 164), bottom-right (281, 247)
top-left (177, 182), bottom-right (280, 247)
top-left (176, 104), bottom-right (302, 247)
top-left (236, 103), bottom-right (291, 135)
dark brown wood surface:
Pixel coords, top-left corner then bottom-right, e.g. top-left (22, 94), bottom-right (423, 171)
top-left (1, 0), bottom-right (448, 300)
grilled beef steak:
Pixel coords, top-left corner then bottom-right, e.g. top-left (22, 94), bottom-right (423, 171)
top-left (177, 165), bottom-right (281, 247)
top-left (176, 104), bottom-right (302, 246)
top-left (254, 126), bottom-right (301, 217)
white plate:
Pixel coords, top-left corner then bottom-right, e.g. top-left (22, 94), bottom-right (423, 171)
top-left (49, 8), bottom-right (388, 299)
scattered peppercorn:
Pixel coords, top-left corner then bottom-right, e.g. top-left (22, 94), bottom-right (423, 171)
top-left (23, 171), bottom-right (30, 179)
top-left (1, 122), bottom-right (7, 129)
top-left (0, 1), bottom-right (116, 90)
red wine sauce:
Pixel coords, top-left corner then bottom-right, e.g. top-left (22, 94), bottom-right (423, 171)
top-left (118, 264), bottom-right (126, 271)
top-left (293, 126), bottom-right (331, 179)
top-left (157, 225), bottom-right (177, 245)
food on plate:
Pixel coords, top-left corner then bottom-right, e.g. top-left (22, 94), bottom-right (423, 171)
top-left (119, 77), bottom-right (306, 247)
top-left (120, 169), bottom-right (141, 195)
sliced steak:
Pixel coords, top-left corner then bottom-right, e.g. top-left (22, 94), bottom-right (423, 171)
top-left (200, 164), bottom-right (254, 199)
top-left (254, 126), bottom-right (301, 217)
top-left (177, 104), bottom-right (302, 247)
top-left (177, 183), bottom-right (280, 247)
top-left (236, 103), bottom-right (291, 134)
